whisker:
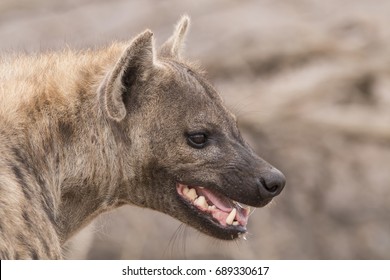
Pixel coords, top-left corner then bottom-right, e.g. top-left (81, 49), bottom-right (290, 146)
top-left (248, 207), bottom-right (257, 217)
top-left (182, 225), bottom-right (188, 259)
top-left (234, 238), bottom-right (242, 250)
top-left (163, 223), bottom-right (187, 259)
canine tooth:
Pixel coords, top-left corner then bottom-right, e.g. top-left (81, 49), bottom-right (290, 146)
top-left (233, 221), bottom-right (239, 226)
top-left (187, 188), bottom-right (198, 201)
top-left (225, 208), bottom-right (237, 225)
top-left (194, 196), bottom-right (208, 209)
top-left (183, 186), bottom-right (190, 195)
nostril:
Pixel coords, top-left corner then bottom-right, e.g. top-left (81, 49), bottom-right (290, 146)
top-left (258, 169), bottom-right (286, 197)
top-left (265, 182), bottom-right (279, 193)
top-left (260, 177), bottom-right (276, 192)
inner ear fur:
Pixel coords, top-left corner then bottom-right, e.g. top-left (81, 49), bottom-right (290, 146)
top-left (101, 30), bottom-right (155, 122)
top-left (159, 15), bottom-right (190, 59)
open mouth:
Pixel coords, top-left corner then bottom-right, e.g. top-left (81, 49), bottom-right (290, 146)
top-left (176, 183), bottom-right (252, 234)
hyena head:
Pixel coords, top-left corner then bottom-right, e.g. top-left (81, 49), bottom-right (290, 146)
top-left (99, 16), bottom-right (285, 240)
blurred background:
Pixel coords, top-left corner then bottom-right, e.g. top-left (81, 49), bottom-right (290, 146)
top-left (1, 0), bottom-right (390, 259)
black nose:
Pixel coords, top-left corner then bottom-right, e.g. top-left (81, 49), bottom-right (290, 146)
top-left (258, 168), bottom-right (286, 199)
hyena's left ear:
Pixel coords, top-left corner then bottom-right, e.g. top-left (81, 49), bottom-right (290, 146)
top-left (101, 30), bottom-right (154, 122)
top-left (159, 15), bottom-right (190, 59)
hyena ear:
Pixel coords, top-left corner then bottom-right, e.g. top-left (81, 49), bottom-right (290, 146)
top-left (101, 30), bottom-right (154, 122)
top-left (159, 15), bottom-right (190, 59)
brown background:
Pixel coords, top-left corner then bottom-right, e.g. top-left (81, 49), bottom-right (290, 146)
top-left (1, 0), bottom-right (390, 259)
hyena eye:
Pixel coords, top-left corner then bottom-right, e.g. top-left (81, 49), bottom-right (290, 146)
top-left (187, 133), bottom-right (208, 149)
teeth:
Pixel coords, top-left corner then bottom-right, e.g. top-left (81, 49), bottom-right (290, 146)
top-left (225, 208), bottom-right (237, 225)
top-left (183, 186), bottom-right (190, 195)
top-left (186, 188), bottom-right (198, 201)
top-left (194, 196), bottom-right (208, 209)
top-left (182, 188), bottom-right (248, 227)
top-left (208, 205), bottom-right (216, 211)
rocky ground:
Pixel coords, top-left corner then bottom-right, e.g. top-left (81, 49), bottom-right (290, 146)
top-left (1, 0), bottom-right (390, 259)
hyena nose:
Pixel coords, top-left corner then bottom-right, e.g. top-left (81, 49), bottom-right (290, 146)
top-left (258, 168), bottom-right (286, 199)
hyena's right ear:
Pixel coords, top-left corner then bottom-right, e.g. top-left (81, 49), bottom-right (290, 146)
top-left (100, 30), bottom-right (154, 122)
top-left (159, 15), bottom-right (190, 59)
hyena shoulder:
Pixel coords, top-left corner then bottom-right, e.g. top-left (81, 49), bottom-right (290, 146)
top-left (0, 39), bottom-right (128, 260)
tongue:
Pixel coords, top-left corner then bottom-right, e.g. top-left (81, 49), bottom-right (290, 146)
top-left (193, 186), bottom-right (250, 227)
top-left (195, 187), bottom-right (233, 212)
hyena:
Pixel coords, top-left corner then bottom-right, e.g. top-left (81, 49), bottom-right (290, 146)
top-left (0, 16), bottom-right (285, 259)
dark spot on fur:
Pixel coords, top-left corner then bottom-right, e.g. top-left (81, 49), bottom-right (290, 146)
top-left (76, 87), bottom-right (89, 117)
top-left (91, 134), bottom-right (97, 144)
top-left (26, 165), bottom-right (56, 227)
top-left (41, 198), bottom-right (56, 226)
top-left (35, 179), bottom-right (56, 226)
top-left (1, 250), bottom-right (10, 260)
top-left (14, 162), bottom-right (57, 230)
top-left (79, 68), bottom-right (93, 83)
top-left (17, 234), bottom-right (30, 253)
top-left (38, 235), bottom-right (51, 258)
top-left (12, 164), bottom-right (23, 181)
top-left (11, 147), bottom-right (26, 164)
top-left (11, 164), bottom-right (32, 200)
top-left (34, 171), bottom-right (45, 187)
top-left (17, 233), bottom-right (26, 243)
top-left (17, 234), bottom-right (40, 259)
top-left (30, 249), bottom-right (39, 260)
top-left (58, 120), bottom-right (74, 144)
top-left (109, 120), bottom-right (132, 144)
top-left (22, 211), bottom-right (52, 258)
top-left (22, 211), bottom-right (32, 228)
top-left (55, 153), bottom-right (60, 167)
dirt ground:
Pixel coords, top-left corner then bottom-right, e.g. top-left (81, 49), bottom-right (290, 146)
top-left (1, 0), bottom-right (390, 259)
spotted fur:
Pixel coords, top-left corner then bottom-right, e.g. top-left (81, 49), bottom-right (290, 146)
top-left (0, 16), bottom-right (285, 259)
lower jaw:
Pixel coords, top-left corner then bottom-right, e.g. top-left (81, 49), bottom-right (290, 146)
top-left (200, 221), bottom-right (248, 240)
top-left (180, 199), bottom-right (248, 240)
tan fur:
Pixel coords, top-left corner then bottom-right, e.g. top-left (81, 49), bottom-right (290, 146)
top-left (0, 44), bottom-right (125, 259)
top-left (0, 16), bottom-right (285, 259)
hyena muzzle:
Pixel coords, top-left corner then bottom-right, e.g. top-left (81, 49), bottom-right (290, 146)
top-left (0, 16), bottom-right (285, 259)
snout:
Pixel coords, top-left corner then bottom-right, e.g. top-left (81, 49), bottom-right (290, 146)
top-left (257, 168), bottom-right (286, 199)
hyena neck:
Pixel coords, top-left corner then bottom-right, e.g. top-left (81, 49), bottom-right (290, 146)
top-left (58, 51), bottom-right (140, 242)
top-left (18, 46), bottom-right (134, 242)
top-left (55, 117), bottom-right (127, 242)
